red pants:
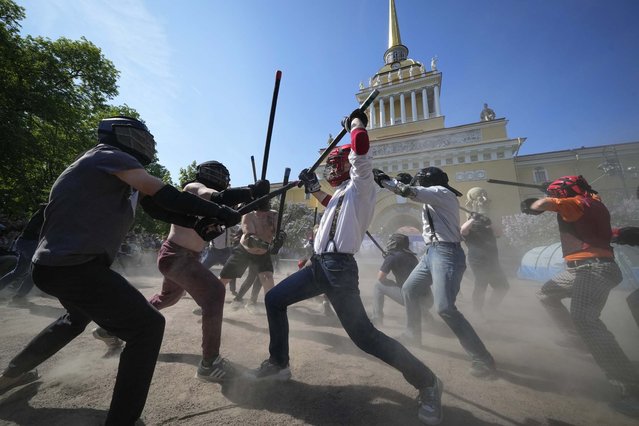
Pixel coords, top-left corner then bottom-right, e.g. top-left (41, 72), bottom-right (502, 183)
top-left (150, 240), bottom-right (225, 359)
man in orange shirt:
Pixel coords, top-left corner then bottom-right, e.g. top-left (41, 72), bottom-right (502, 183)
top-left (524, 175), bottom-right (639, 418)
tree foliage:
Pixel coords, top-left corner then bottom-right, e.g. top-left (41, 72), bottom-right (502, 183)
top-left (178, 161), bottom-right (198, 188)
top-left (0, 0), bottom-right (178, 238)
top-left (279, 203), bottom-right (321, 256)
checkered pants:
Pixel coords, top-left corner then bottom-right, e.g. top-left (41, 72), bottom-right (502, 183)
top-left (538, 261), bottom-right (639, 396)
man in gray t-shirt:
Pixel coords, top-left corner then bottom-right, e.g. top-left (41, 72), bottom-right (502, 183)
top-left (0, 116), bottom-right (241, 426)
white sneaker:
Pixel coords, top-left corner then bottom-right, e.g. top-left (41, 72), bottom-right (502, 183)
top-left (230, 300), bottom-right (243, 311)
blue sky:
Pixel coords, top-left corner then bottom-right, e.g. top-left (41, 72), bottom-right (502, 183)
top-left (17, 0), bottom-right (639, 187)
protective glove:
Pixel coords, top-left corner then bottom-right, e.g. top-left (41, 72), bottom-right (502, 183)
top-left (269, 230), bottom-right (287, 254)
top-left (298, 168), bottom-right (320, 194)
top-left (611, 227), bottom-right (639, 246)
top-left (249, 179), bottom-right (270, 199)
top-left (215, 205), bottom-right (243, 227)
top-left (372, 168), bottom-right (392, 188)
top-left (341, 108), bottom-right (369, 132)
top-left (193, 217), bottom-right (225, 241)
top-left (395, 172), bottom-right (413, 185)
top-left (520, 198), bottom-right (543, 215)
top-left (470, 212), bottom-right (491, 225)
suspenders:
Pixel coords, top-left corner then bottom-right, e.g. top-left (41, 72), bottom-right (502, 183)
top-left (324, 195), bottom-right (345, 252)
top-left (425, 207), bottom-right (439, 243)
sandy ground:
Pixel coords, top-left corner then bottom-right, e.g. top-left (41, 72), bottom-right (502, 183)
top-left (0, 258), bottom-right (638, 426)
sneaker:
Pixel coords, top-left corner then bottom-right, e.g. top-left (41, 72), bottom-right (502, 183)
top-left (370, 316), bottom-right (384, 327)
top-left (396, 332), bottom-right (421, 347)
top-left (245, 301), bottom-right (262, 315)
top-left (469, 359), bottom-right (497, 379)
top-left (244, 359), bottom-right (291, 382)
top-left (0, 370), bottom-right (39, 395)
top-left (610, 395), bottom-right (639, 418)
top-left (192, 307), bottom-right (202, 316)
top-left (418, 376), bottom-right (443, 425)
top-left (230, 300), bottom-right (244, 311)
top-left (92, 327), bottom-right (123, 349)
top-left (196, 356), bottom-right (236, 383)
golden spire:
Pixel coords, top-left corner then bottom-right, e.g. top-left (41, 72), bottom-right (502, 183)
top-left (388, 0), bottom-right (402, 49)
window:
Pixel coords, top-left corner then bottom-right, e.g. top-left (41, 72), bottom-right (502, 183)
top-left (482, 153), bottom-right (491, 161)
top-left (470, 154), bottom-right (478, 162)
top-left (496, 151), bottom-right (505, 159)
top-left (533, 167), bottom-right (548, 183)
top-left (434, 159), bottom-right (441, 166)
top-left (412, 161), bottom-right (419, 169)
top-left (457, 156), bottom-right (465, 163)
top-left (445, 158), bottom-right (453, 165)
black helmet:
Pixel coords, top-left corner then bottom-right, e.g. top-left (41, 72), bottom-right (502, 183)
top-left (386, 233), bottom-right (410, 251)
top-left (196, 161), bottom-right (230, 191)
top-left (411, 167), bottom-right (462, 197)
top-left (98, 116), bottom-right (156, 166)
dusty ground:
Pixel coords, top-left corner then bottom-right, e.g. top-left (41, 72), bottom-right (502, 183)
top-left (0, 258), bottom-right (638, 426)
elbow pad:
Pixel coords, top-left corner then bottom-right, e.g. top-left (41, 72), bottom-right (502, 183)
top-left (210, 187), bottom-right (253, 206)
top-left (350, 128), bottom-right (369, 155)
top-left (140, 196), bottom-right (197, 228)
top-left (152, 184), bottom-right (222, 218)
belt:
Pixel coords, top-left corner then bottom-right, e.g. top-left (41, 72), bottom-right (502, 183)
top-left (566, 257), bottom-right (614, 268)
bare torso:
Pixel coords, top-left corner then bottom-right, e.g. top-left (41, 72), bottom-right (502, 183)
top-left (240, 210), bottom-right (278, 255)
top-left (166, 182), bottom-right (217, 252)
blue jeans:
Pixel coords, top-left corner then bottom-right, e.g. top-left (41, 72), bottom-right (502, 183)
top-left (0, 237), bottom-right (37, 295)
top-left (402, 242), bottom-right (493, 363)
top-left (265, 253), bottom-right (434, 389)
top-left (372, 281), bottom-right (404, 321)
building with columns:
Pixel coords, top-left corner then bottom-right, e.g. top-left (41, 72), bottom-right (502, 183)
top-left (359, 0), bottom-right (524, 234)
top-left (283, 0), bottom-right (638, 242)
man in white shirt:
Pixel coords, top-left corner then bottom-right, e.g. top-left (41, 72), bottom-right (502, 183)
top-left (374, 167), bottom-right (496, 379)
top-left (245, 111), bottom-right (446, 425)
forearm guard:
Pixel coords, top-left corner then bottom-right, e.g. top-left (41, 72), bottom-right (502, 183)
top-left (381, 179), bottom-right (416, 198)
top-left (210, 187), bottom-right (253, 206)
top-left (152, 184), bottom-right (222, 218)
top-left (140, 196), bottom-right (197, 228)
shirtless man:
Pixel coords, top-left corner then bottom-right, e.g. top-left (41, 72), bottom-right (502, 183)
top-left (219, 200), bottom-right (283, 299)
top-left (94, 160), bottom-right (269, 382)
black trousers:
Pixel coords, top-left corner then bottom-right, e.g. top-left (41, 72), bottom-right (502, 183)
top-left (4, 259), bottom-right (165, 426)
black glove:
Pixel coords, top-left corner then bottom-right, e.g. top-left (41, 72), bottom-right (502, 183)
top-left (341, 108), bottom-right (369, 132)
top-left (215, 205), bottom-right (242, 227)
top-left (269, 231), bottom-right (287, 254)
top-left (612, 227), bottom-right (639, 246)
top-left (249, 179), bottom-right (270, 199)
top-left (470, 212), bottom-right (491, 225)
top-left (395, 172), bottom-right (413, 185)
top-left (298, 168), bottom-right (320, 194)
top-left (193, 217), bottom-right (225, 241)
top-left (521, 198), bottom-right (543, 215)
top-left (372, 168), bottom-right (392, 188)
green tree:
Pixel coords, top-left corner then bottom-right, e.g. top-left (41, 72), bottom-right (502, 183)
top-left (178, 161), bottom-right (198, 188)
top-left (279, 203), bottom-right (320, 256)
top-left (0, 0), bottom-right (176, 225)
